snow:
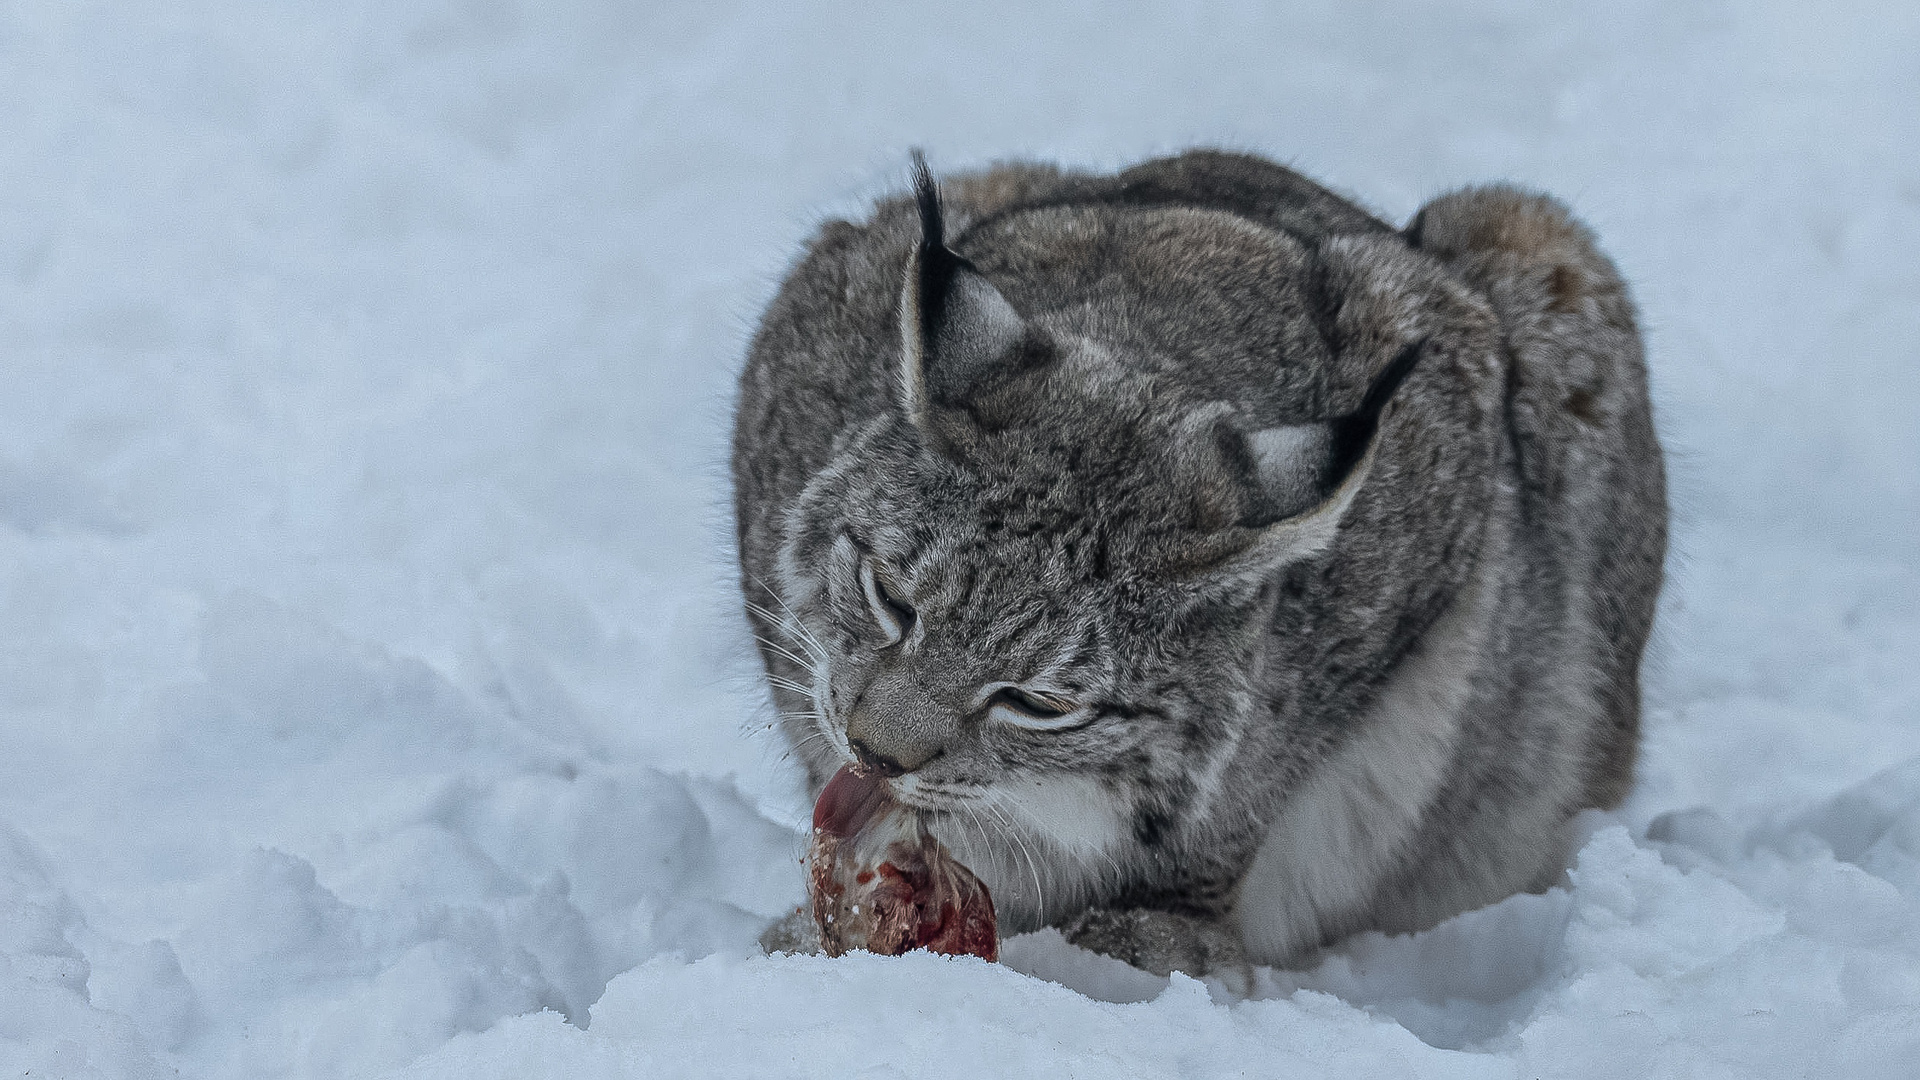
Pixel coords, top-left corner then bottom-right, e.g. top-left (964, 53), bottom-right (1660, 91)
top-left (1, 0), bottom-right (1915, 1076)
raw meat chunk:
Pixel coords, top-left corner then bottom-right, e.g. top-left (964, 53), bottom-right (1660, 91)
top-left (806, 766), bottom-right (997, 961)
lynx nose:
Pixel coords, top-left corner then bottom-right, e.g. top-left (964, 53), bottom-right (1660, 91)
top-left (844, 711), bottom-right (945, 777)
top-left (844, 672), bottom-right (951, 776)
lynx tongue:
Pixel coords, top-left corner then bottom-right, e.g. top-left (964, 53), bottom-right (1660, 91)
top-left (806, 765), bottom-right (998, 962)
top-left (812, 764), bottom-right (893, 838)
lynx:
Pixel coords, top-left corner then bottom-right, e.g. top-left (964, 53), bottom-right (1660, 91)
top-left (732, 150), bottom-right (1665, 975)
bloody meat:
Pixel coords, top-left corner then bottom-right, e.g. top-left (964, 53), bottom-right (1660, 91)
top-left (806, 765), bottom-right (998, 962)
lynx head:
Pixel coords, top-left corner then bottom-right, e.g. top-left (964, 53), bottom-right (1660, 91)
top-left (763, 155), bottom-right (1423, 929)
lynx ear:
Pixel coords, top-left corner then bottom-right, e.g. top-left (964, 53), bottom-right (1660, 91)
top-left (898, 152), bottom-right (1034, 441)
top-left (1208, 339), bottom-right (1425, 582)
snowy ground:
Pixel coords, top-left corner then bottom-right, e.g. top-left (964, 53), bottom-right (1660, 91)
top-left (2, 1), bottom-right (1917, 1077)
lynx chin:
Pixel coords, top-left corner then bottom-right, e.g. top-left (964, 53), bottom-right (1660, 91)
top-left (732, 150), bottom-right (1665, 976)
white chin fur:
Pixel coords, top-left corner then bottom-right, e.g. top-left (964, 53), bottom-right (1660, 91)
top-left (927, 774), bottom-right (1125, 930)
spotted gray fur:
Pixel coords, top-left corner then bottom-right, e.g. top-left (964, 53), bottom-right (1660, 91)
top-left (732, 150), bottom-right (1665, 972)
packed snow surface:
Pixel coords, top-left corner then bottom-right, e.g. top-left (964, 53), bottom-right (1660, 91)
top-left (3, 0), bottom-right (1918, 1076)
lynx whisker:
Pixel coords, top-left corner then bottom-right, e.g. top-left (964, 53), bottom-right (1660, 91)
top-left (751, 633), bottom-right (820, 676)
top-left (743, 603), bottom-right (827, 669)
top-left (747, 578), bottom-right (833, 664)
top-left (979, 797), bottom-right (1046, 920)
top-left (787, 729), bottom-right (833, 755)
top-left (951, 803), bottom-right (1005, 905)
top-left (763, 673), bottom-right (817, 699)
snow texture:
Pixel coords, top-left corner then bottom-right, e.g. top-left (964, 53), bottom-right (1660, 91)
top-left (1, 0), bottom-right (1917, 1076)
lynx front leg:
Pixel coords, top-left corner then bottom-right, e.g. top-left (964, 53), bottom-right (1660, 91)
top-left (1062, 907), bottom-right (1252, 988)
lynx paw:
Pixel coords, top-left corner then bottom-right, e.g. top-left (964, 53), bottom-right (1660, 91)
top-left (1062, 907), bottom-right (1251, 988)
top-left (758, 904), bottom-right (825, 956)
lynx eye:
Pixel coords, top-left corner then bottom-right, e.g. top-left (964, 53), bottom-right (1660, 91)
top-left (858, 555), bottom-right (915, 647)
top-left (984, 685), bottom-right (1090, 732)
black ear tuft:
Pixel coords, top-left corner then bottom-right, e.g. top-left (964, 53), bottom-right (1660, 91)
top-left (911, 148), bottom-right (943, 251)
top-left (909, 148), bottom-right (969, 355)
top-left (1326, 338), bottom-right (1424, 484)
top-left (897, 150), bottom-right (1036, 449)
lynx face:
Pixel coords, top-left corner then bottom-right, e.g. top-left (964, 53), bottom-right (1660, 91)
top-left (753, 160), bottom-right (1415, 930)
top-left (770, 430), bottom-right (1273, 928)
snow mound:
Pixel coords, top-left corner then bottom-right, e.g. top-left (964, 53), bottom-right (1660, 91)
top-left (385, 771), bottom-right (1920, 1078)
